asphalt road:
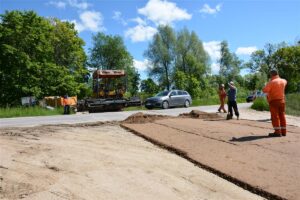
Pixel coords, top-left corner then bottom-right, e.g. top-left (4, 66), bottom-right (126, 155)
top-left (0, 103), bottom-right (252, 128)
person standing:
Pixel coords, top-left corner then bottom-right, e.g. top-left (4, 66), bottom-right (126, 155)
top-left (263, 70), bottom-right (287, 137)
top-left (218, 84), bottom-right (227, 113)
top-left (63, 95), bottom-right (70, 114)
top-left (227, 81), bottom-right (239, 120)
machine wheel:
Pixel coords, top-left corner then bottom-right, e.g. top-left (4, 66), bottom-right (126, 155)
top-left (162, 101), bottom-right (169, 109)
top-left (184, 100), bottom-right (190, 108)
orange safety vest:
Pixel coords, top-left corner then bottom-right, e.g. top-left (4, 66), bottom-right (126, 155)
top-left (263, 75), bottom-right (287, 102)
top-left (63, 98), bottom-right (70, 106)
top-left (218, 88), bottom-right (226, 99)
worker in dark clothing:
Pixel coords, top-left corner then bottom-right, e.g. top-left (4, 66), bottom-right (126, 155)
top-left (227, 81), bottom-right (239, 120)
top-left (63, 95), bottom-right (70, 114)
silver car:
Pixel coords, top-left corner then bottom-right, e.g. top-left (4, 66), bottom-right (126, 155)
top-left (144, 90), bottom-right (192, 109)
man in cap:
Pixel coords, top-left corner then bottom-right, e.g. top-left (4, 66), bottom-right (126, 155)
top-left (227, 81), bottom-right (239, 120)
top-left (218, 84), bottom-right (227, 113)
top-left (263, 69), bottom-right (287, 137)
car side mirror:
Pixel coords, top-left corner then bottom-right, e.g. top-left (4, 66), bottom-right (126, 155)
top-left (169, 94), bottom-right (173, 97)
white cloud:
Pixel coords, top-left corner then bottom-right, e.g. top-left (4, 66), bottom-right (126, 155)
top-left (134, 59), bottom-right (150, 71)
top-left (203, 41), bottom-right (221, 74)
top-left (48, 1), bottom-right (67, 9)
top-left (72, 11), bottom-right (105, 32)
top-left (138, 0), bottom-right (192, 25)
top-left (203, 41), bottom-right (221, 60)
top-left (113, 11), bottom-right (127, 26)
top-left (47, 0), bottom-right (90, 10)
top-left (199, 4), bottom-right (222, 15)
top-left (68, 0), bottom-right (90, 10)
top-left (210, 62), bottom-right (220, 74)
top-left (131, 17), bottom-right (147, 26)
top-left (235, 46), bottom-right (258, 55)
top-left (125, 24), bottom-right (157, 42)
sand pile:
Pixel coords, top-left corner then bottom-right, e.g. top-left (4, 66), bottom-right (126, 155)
top-left (123, 112), bottom-right (170, 124)
top-left (180, 110), bottom-right (222, 120)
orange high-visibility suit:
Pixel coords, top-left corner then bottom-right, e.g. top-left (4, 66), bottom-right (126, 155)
top-left (263, 75), bottom-right (287, 135)
top-left (218, 88), bottom-right (227, 113)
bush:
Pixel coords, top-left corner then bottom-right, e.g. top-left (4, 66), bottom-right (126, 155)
top-left (286, 93), bottom-right (300, 116)
top-left (251, 97), bottom-right (269, 111)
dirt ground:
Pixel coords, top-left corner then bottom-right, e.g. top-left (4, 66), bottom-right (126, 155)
top-left (122, 112), bottom-right (300, 200)
top-left (0, 122), bottom-right (264, 200)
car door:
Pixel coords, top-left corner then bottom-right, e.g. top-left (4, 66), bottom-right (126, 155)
top-left (169, 91), bottom-right (178, 106)
top-left (177, 90), bottom-right (186, 106)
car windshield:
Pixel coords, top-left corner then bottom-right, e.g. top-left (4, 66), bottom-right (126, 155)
top-left (155, 91), bottom-right (169, 97)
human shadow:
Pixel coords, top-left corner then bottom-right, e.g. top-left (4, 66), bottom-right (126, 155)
top-left (230, 135), bottom-right (270, 142)
top-left (257, 119), bottom-right (271, 122)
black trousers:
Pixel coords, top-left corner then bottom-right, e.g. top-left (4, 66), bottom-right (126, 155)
top-left (64, 105), bottom-right (70, 114)
top-left (228, 101), bottom-right (239, 117)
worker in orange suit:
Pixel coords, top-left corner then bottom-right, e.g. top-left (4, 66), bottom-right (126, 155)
top-left (63, 95), bottom-right (71, 114)
top-left (218, 84), bottom-right (227, 113)
top-left (263, 70), bottom-right (287, 137)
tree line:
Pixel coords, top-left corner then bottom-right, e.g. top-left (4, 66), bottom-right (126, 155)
top-left (1, 10), bottom-right (299, 107)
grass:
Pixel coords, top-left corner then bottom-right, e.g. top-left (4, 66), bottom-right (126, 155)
top-left (192, 96), bottom-right (246, 107)
top-left (286, 93), bottom-right (300, 116)
top-left (251, 93), bottom-right (300, 116)
top-left (123, 106), bottom-right (147, 111)
top-left (0, 106), bottom-right (66, 118)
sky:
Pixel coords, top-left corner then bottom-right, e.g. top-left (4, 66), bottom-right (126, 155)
top-left (1, 0), bottom-right (299, 79)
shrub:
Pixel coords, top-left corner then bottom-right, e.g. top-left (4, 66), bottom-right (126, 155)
top-left (251, 97), bottom-right (269, 111)
top-left (286, 93), bottom-right (300, 116)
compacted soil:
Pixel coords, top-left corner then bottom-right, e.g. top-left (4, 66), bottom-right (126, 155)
top-left (122, 111), bottom-right (300, 200)
top-left (0, 122), bottom-right (264, 200)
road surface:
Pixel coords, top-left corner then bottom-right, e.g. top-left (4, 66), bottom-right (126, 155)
top-left (0, 103), bottom-right (252, 128)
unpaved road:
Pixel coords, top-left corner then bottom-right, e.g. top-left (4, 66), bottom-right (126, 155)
top-left (122, 112), bottom-right (300, 200)
top-left (0, 123), bottom-right (264, 200)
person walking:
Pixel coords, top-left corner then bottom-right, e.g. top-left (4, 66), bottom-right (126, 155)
top-left (263, 70), bottom-right (287, 137)
top-left (227, 81), bottom-right (239, 120)
top-left (218, 84), bottom-right (227, 113)
top-left (63, 95), bottom-right (70, 114)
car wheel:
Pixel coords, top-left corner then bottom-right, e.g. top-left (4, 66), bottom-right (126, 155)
top-left (162, 101), bottom-right (169, 109)
top-left (184, 100), bottom-right (190, 108)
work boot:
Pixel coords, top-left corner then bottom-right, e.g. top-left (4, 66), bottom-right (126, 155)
top-left (281, 133), bottom-right (286, 136)
top-left (226, 114), bottom-right (232, 120)
top-left (268, 133), bottom-right (281, 137)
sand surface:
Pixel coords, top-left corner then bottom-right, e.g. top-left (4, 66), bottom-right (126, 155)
top-left (0, 123), bottom-right (264, 200)
top-left (122, 112), bottom-right (300, 200)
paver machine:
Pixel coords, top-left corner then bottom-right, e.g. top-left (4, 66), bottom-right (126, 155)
top-left (77, 69), bottom-right (140, 113)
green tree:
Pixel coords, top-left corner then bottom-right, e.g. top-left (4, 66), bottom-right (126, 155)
top-left (175, 28), bottom-right (209, 78)
top-left (140, 78), bottom-right (160, 95)
top-left (0, 11), bottom-right (88, 106)
top-left (89, 32), bottom-right (140, 95)
top-left (219, 41), bottom-right (241, 83)
top-left (144, 25), bottom-right (176, 90)
top-left (272, 45), bottom-right (300, 92)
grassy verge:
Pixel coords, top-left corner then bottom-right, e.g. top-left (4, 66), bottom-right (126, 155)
top-left (251, 93), bottom-right (300, 116)
top-left (0, 106), bottom-right (66, 118)
top-left (286, 93), bottom-right (300, 116)
top-left (123, 106), bottom-right (147, 111)
top-left (192, 97), bottom-right (246, 107)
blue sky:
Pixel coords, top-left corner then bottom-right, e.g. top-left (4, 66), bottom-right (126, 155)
top-left (1, 0), bottom-right (299, 79)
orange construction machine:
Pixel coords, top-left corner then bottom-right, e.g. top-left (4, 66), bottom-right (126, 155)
top-left (77, 69), bottom-right (140, 113)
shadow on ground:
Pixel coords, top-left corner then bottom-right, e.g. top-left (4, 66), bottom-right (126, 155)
top-left (230, 135), bottom-right (270, 142)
